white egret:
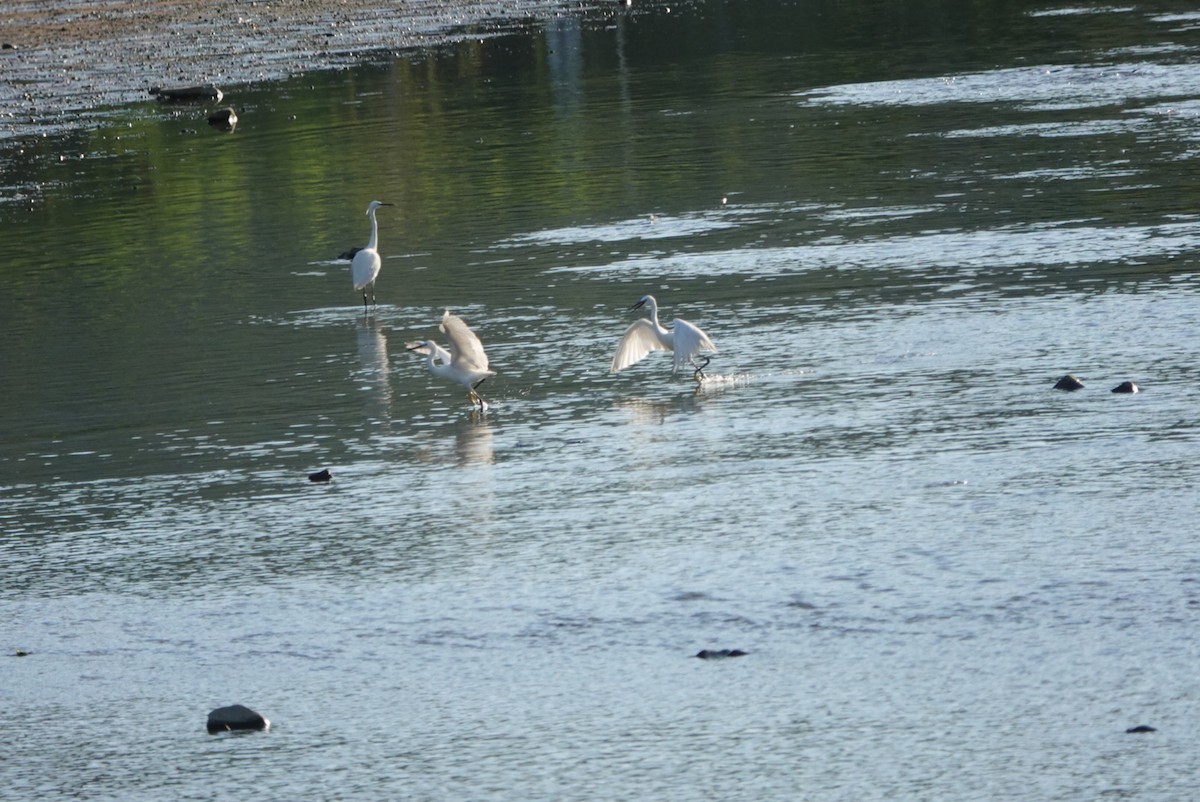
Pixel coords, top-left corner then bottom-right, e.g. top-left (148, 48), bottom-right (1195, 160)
top-left (351, 200), bottom-right (393, 312)
top-left (407, 310), bottom-right (497, 409)
top-left (610, 294), bottom-right (717, 379)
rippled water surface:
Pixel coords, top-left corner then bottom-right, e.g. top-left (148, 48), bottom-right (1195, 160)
top-left (5, 1), bottom-right (1200, 799)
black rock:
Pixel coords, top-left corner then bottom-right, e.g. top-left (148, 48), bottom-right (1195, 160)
top-left (308, 468), bottom-right (332, 483)
top-left (150, 84), bottom-right (224, 104)
top-left (206, 704), bottom-right (270, 734)
top-left (695, 649), bottom-right (747, 659)
top-left (207, 107), bottom-right (238, 131)
top-left (1054, 374), bottom-right (1085, 391)
top-left (1111, 381), bottom-right (1140, 394)
top-left (338, 247), bottom-right (363, 261)
top-left (1126, 724), bottom-right (1156, 734)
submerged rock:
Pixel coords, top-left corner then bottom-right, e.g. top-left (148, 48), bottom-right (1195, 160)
top-left (338, 246), bottom-right (362, 261)
top-left (1054, 374), bottom-right (1085, 391)
top-left (1111, 381), bottom-right (1140, 394)
top-left (150, 84), bottom-right (223, 103)
top-left (308, 468), bottom-right (332, 483)
top-left (207, 704), bottom-right (270, 734)
top-left (1126, 724), bottom-right (1156, 733)
top-left (695, 649), bottom-right (747, 659)
top-left (207, 107), bottom-right (238, 131)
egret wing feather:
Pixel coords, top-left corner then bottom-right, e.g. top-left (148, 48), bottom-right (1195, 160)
top-left (670, 318), bottom-right (717, 373)
top-left (351, 248), bottom-right (381, 290)
top-left (611, 318), bottom-right (669, 372)
top-left (440, 311), bottom-right (490, 372)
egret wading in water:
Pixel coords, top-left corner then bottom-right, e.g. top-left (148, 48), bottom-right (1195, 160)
top-left (407, 311), bottom-right (496, 410)
top-left (610, 294), bottom-right (717, 380)
top-left (351, 200), bottom-right (393, 312)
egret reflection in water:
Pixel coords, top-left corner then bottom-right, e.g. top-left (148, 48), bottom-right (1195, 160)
top-left (455, 415), bottom-right (495, 466)
top-left (355, 318), bottom-right (393, 423)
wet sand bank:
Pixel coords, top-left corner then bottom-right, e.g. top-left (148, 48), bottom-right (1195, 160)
top-left (0, 0), bottom-right (582, 140)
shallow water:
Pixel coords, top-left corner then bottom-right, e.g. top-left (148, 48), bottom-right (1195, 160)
top-left (4, 1), bottom-right (1200, 799)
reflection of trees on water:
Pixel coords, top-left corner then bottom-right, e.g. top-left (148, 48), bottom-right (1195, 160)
top-left (545, 16), bottom-right (583, 115)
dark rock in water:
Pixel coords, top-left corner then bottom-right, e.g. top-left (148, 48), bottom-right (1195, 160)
top-left (150, 84), bottom-right (224, 104)
top-left (695, 649), bottom-right (747, 659)
top-left (338, 246), bottom-right (362, 261)
top-left (1112, 381), bottom-right (1140, 394)
top-left (2, 43), bottom-right (16, 50)
top-left (207, 107), bottom-right (238, 131)
top-left (13, 649), bottom-right (31, 657)
top-left (1126, 724), bottom-right (1156, 733)
top-left (308, 468), bottom-right (333, 483)
top-left (207, 704), bottom-right (270, 734)
top-left (1054, 374), bottom-right (1085, 391)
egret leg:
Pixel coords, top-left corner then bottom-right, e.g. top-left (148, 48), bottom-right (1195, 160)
top-left (691, 355), bottom-right (712, 381)
top-left (467, 378), bottom-right (490, 410)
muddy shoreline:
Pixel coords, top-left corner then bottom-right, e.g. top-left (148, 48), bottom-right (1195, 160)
top-left (0, 0), bottom-right (583, 141)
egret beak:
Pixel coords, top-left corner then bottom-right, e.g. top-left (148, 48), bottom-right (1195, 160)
top-left (631, 298), bottom-right (647, 311)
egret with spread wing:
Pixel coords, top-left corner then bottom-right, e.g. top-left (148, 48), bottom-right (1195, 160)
top-left (407, 310), bottom-right (497, 409)
top-left (610, 294), bottom-right (717, 380)
top-left (351, 200), bottom-right (393, 312)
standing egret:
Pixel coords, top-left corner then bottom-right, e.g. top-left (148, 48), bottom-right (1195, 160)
top-left (610, 294), bottom-right (717, 379)
top-left (406, 311), bottom-right (497, 409)
top-left (351, 200), bottom-right (393, 312)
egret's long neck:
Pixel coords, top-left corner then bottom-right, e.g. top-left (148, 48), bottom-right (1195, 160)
top-left (425, 349), bottom-right (451, 374)
top-left (647, 300), bottom-right (666, 335)
top-left (366, 208), bottom-right (380, 251)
